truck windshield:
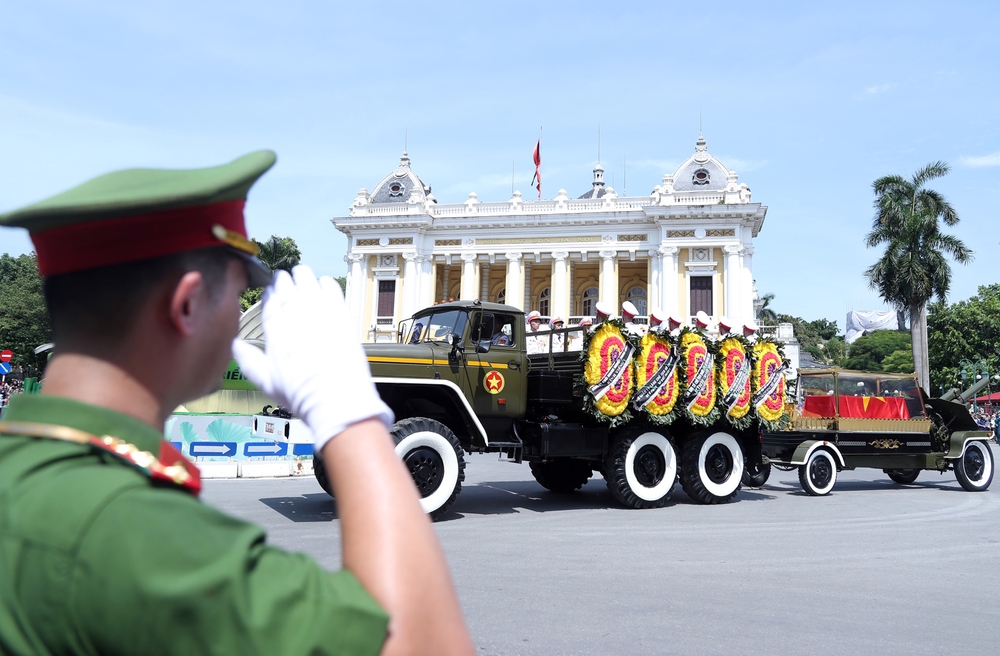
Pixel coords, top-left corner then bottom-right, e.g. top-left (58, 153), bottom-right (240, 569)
top-left (421, 310), bottom-right (469, 343)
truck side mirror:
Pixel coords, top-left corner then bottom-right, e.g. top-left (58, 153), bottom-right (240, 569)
top-left (450, 333), bottom-right (465, 359)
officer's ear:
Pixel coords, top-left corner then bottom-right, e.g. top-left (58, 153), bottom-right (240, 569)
top-left (168, 271), bottom-right (208, 337)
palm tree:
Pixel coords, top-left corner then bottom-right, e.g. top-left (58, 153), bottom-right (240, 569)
top-left (865, 162), bottom-right (972, 390)
top-left (755, 293), bottom-right (778, 324)
top-left (255, 235), bottom-right (301, 273)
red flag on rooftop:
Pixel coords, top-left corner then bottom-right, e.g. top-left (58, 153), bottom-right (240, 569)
top-left (530, 139), bottom-right (541, 198)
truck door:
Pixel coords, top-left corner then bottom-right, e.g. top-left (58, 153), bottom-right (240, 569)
top-left (469, 311), bottom-right (526, 439)
top-left (422, 308), bottom-right (477, 403)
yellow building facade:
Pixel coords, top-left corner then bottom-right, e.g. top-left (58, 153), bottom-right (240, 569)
top-left (334, 134), bottom-right (767, 342)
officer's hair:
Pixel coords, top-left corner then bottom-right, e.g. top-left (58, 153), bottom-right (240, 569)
top-left (44, 247), bottom-right (233, 350)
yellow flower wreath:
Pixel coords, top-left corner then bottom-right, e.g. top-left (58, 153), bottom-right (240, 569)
top-left (584, 323), bottom-right (634, 417)
top-left (635, 332), bottom-right (679, 415)
top-left (752, 341), bottom-right (786, 423)
top-left (717, 337), bottom-right (751, 419)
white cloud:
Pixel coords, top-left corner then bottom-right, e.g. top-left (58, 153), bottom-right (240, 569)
top-left (865, 84), bottom-right (894, 95)
top-left (960, 152), bottom-right (1000, 167)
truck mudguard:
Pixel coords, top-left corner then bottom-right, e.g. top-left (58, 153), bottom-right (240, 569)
top-left (373, 377), bottom-right (490, 448)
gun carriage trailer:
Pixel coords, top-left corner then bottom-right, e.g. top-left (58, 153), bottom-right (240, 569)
top-left (761, 368), bottom-right (994, 495)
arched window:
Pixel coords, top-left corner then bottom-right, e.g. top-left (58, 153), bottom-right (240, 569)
top-left (627, 286), bottom-right (647, 315)
top-left (538, 287), bottom-right (550, 316)
top-left (581, 286), bottom-right (598, 316)
top-left (496, 287), bottom-right (506, 305)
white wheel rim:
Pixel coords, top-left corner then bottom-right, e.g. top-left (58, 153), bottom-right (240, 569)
top-left (807, 450), bottom-right (837, 495)
top-left (624, 432), bottom-right (677, 501)
top-left (395, 430), bottom-right (460, 514)
top-left (964, 442), bottom-right (993, 486)
top-left (697, 432), bottom-right (744, 498)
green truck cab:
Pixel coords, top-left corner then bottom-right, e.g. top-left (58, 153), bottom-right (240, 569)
top-left (761, 368), bottom-right (994, 495)
top-left (313, 300), bottom-right (763, 519)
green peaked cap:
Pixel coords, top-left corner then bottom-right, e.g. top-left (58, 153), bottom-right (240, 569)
top-left (0, 150), bottom-right (277, 232)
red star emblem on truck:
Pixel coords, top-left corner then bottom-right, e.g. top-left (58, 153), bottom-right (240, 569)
top-left (485, 370), bottom-right (505, 394)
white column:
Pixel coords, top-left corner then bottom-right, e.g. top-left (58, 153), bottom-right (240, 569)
top-left (648, 252), bottom-right (661, 314)
top-left (724, 244), bottom-right (742, 322)
top-left (599, 250), bottom-right (618, 309)
top-left (742, 246), bottom-right (755, 322)
top-left (659, 245), bottom-right (679, 316)
top-left (345, 252), bottom-right (367, 337)
top-left (523, 259), bottom-right (532, 310)
top-left (416, 256), bottom-right (433, 309)
top-left (504, 252), bottom-right (523, 310)
top-left (480, 261), bottom-right (490, 301)
top-left (460, 253), bottom-right (478, 300)
top-left (551, 251), bottom-right (570, 320)
top-left (401, 252), bottom-right (419, 319)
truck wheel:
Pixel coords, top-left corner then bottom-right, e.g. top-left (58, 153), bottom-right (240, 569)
top-left (742, 461), bottom-right (772, 488)
top-left (954, 441), bottom-right (994, 492)
top-left (885, 468), bottom-right (920, 485)
top-left (529, 460), bottom-right (593, 493)
top-left (798, 449), bottom-right (837, 496)
top-left (392, 418), bottom-right (466, 520)
top-left (680, 432), bottom-right (744, 504)
top-left (604, 431), bottom-right (677, 509)
top-left (313, 453), bottom-right (334, 497)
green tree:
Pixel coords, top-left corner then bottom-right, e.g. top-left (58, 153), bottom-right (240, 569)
top-left (843, 330), bottom-right (912, 372)
top-left (336, 276), bottom-right (347, 294)
top-left (881, 349), bottom-right (914, 373)
top-left (756, 293), bottom-right (778, 323)
top-left (0, 253), bottom-right (52, 375)
top-left (865, 161), bottom-right (972, 390)
top-left (927, 284), bottom-right (1000, 393)
top-left (238, 235), bottom-right (302, 311)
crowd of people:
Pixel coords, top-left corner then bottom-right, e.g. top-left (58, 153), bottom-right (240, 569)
top-left (0, 379), bottom-right (24, 408)
top-left (971, 409), bottom-right (998, 437)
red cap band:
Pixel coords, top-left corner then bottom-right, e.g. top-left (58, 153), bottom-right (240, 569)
top-left (32, 200), bottom-right (247, 277)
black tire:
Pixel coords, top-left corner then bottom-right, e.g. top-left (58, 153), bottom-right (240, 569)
top-left (885, 468), bottom-right (920, 485)
top-left (391, 417), bottom-right (466, 520)
top-left (604, 430), bottom-right (677, 509)
top-left (530, 459), bottom-right (593, 493)
top-left (313, 452), bottom-right (334, 497)
top-left (798, 449), bottom-right (837, 496)
top-left (954, 441), bottom-right (994, 492)
top-left (680, 431), bottom-right (744, 504)
top-left (742, 461), bottom-right (772, 488)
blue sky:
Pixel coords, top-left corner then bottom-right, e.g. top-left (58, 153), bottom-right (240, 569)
top-left (2, 1), bottom-right (997, 329)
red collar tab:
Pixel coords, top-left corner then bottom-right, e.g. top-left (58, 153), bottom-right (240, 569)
top-left (31, 199), bottom-right (247, 277)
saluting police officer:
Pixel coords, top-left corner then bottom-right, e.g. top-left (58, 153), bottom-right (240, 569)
top-left (0, 151), bottom-right (474, 655)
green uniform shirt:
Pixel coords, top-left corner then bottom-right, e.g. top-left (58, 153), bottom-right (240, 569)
top-left (0, 395), bottom-right (388, 655)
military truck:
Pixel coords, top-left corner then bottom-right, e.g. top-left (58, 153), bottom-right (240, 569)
top-left (760, 368), bottom-right (994, 495)
top-left (311, 300), bottom-right (778, 519)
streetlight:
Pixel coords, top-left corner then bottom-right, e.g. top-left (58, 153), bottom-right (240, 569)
top-left (959, 358), bottom-right (991, 412)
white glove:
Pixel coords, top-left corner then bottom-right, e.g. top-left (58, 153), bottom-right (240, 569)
top-left (233, 265), bottom-right (394, 451)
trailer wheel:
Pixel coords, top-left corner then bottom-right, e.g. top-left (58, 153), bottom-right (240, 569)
top-left (392, 417), bottom-right (466, 520)
top-left (680, 432), bottom-right (744, 504)
top-left (798, 449), bottom-right (837, 496)
top-left (742, 461), bottom-right (772, 488)
top-left (885, 468), bottom-right (920, 485)
top-left (954, 441), bottom-right (994, 492)
top-left (604, 430), bottom-right (677, 509)
top-left (529, 460), bottom-right (593, 493)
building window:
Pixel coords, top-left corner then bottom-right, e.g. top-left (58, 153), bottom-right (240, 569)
top-left (538, 287), bottom-right (550, 316)
top-left (377, 279), bottom-right (396, 317)
top-left (581, 286), bottom-right (598, 316)
top-left (627, 286), bottom-right (647, 315)
top-left (496, 287), bottom-right (506, 304)
top-left (692, 168), bottom-right (710, 185)
top-left (690, 277), bottom-right (712, 317)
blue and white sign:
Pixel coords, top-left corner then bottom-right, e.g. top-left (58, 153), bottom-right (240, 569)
top-left (244, 441), bottom-right (288, 457)
top-left (0, 363), bottom-right (11, 375)
top-left (292, 444), bottom-right (315, 456)
top-left (189, 441), bottom-right (237, 457)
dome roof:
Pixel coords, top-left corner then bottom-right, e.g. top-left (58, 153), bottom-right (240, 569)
top-left (578, 162), bottom-right (607, 199)
top-left (669, 133), bottom-right (732, 192)
top-left (369, 151), bottom-right (433, 204)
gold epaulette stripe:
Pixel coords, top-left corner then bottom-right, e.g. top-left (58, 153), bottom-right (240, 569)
top-left (0, 421), bottom-right (200, 496)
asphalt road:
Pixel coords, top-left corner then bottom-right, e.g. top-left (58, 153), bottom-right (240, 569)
top-left (203, 448), bottom-right (1000, 656)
